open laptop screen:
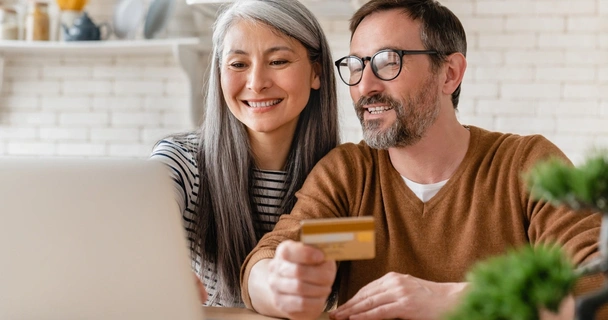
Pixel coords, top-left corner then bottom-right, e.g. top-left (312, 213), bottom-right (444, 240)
top-left (0, 159), bottom-right (205, 320)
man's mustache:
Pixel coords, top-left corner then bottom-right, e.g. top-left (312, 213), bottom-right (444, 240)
top-left (355, 94), bottom-right (400, 110)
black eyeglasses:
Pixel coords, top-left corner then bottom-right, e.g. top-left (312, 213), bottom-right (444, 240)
top-left (334, 49), bottom-right (439, 86)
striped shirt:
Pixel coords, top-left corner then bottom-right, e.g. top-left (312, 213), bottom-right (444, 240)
top-left (150, 133), bottom-right (288, 307)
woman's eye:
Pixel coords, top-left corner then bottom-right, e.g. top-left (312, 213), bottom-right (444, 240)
top-left (270, 60), bottom-right (288, 66)
top-left (229, 62), bottom-right (246, 69)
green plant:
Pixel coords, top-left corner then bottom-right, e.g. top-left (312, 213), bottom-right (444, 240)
top-left (524, 152), bottom-right (608, 319)
top-left (445, 244), bottom-right (577, 320)
top-left (524, 153), bottom-right (608, 212)
top-left (447, 152), bottom-right (608, 319)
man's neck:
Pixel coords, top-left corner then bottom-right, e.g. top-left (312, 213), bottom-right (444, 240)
top-left (388, 117), bottom-right (471, 184)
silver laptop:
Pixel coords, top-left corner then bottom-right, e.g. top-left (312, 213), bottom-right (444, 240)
top-left (0, 158), bottom-right (205, 320)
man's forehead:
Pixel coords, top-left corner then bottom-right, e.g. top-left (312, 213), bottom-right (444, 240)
top-left (349, 10), bottom-right (422, 55)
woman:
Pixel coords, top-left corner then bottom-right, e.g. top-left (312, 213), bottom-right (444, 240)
top-left (150, 0), bottom-right (339, 307)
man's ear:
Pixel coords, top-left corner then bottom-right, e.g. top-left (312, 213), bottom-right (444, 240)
top-left (311, 62), bottom-right (321, 90)
top-left (442, 52), bottom-right (466, 96)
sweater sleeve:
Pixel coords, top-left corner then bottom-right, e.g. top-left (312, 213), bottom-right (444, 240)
top-left (518, 135), bottom-right (600, 264)
top-left (240, 143), bottom-right (364, 308)
top-left (517, 135), bottom-right (605, 313)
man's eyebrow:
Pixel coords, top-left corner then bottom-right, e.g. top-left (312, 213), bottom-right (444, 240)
top-left (349, 47), bottom-right (404, 57)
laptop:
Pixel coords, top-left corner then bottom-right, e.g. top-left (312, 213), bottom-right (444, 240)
top-left (0, 158), bottom-right (205, 320)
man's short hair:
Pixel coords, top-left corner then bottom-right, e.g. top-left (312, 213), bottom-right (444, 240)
top-left (350, 0), bottom-right (467, 109)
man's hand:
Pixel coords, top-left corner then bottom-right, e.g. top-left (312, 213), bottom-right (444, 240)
top-left (539, 295), bottom-right (574, 320)
top-left (329, 272), bottom-right (467, 320)
top-left (249, 240), bottom-right (337, 320)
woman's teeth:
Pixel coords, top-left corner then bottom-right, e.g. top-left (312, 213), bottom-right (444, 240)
top-left (368, 106), bottom-right (393, 114)
top-left (248, 99), bottom-right (282, 108)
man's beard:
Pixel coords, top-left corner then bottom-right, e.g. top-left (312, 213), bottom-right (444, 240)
top-left (354, 76), bottom-right (441, 150)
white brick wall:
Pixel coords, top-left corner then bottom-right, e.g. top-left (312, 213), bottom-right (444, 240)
top-left (441, 0), bottom-right (607, 164)
top-left (0, 49), bottom-right (190, 158)
top-left (0, 0), bottom-right (606, 164)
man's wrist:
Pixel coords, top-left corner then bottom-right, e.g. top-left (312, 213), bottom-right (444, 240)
top-left (248, 259), bottom-right (283, 316)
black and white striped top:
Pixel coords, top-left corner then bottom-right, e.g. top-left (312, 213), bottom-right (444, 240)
top-left (150, 133), bottom-right (288, 307)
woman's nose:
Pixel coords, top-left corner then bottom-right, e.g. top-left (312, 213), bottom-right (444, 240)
top-left (247, 64), bottom-right (272, 93)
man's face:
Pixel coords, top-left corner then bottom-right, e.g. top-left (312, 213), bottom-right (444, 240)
top-left (349, 9), bottom-right (442, 149)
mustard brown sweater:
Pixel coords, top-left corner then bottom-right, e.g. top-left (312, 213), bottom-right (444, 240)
top-left (241, 126), bottom-right (601, 308)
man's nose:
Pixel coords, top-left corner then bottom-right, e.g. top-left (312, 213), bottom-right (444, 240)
top-left (356, 63), bottom-right (384, 97)
top-left (247, 64), bottom-right (272, 93)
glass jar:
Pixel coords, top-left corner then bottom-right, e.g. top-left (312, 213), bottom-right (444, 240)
top-left (0, 6), bottom-right (19, 40)
top-left (25, 1), bottom-right (49, 41)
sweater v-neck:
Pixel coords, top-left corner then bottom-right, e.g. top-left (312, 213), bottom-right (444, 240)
top-left (383, 126), bottom-right (480, 213)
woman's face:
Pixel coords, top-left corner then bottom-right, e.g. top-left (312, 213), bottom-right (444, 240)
top-left (220, 20), bottom-right (320, 139)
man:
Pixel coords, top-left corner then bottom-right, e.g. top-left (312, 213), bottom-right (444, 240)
top-left (240, 0), bottom-right (602, 319)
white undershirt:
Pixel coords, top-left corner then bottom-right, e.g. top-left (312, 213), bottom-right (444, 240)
top-left (402, 176), bottom-right (449, 202)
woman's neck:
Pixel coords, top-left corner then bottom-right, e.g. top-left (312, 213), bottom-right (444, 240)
top-left (248, 130), bottom-right (295, 171)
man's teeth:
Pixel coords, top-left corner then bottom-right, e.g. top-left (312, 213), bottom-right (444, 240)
top-left (248, 99), bottom-right (282, 108)
top-left (367, 106), bottom-right (393, 114)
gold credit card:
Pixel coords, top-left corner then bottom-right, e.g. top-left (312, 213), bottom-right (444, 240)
top-left (299, 216), bottom-right (375, 261)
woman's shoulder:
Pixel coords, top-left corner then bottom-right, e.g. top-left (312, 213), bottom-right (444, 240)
top-left (154, 132), bottom-right (200, 154)
top-left (150, 131), bottom-right (200, 167)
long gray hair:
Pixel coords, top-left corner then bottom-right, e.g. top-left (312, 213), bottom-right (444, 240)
top-left (194, 0), bottom-right (339, 305)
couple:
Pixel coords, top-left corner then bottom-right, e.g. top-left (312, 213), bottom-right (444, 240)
top-left (151, 0), bottom-right (602, 319)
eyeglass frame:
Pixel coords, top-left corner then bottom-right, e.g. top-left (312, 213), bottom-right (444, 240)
top-left (334, 49), bottom-right (441, 86)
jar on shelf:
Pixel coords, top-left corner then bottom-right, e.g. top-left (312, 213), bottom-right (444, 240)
top-left (0, 6), bottom-right (19, 40)
top-left (25, 1), bottom-right (49, 41)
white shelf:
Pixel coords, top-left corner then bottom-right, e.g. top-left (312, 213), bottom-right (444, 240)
top-left (0, 37), bottom-right (205, 55)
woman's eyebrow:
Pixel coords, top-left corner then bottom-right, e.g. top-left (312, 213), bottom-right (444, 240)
top-left (225, 46), bottom-right (295, 56)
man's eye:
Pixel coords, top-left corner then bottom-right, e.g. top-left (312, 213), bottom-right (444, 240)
top-left (376, 60), bottom-right (398, 69)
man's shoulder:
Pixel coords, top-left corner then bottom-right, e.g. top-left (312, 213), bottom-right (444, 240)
top-left (325, 140), bottom-right (384, 161)
top-left (470, 125), bottom-right (568, 165)
top-left (311, 140), bottom-right (385, 175)
top-left (473, 126), bottom-right (558, 152)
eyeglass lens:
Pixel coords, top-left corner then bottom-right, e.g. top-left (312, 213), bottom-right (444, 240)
top-left (337, 50), bottom-right (402, 85)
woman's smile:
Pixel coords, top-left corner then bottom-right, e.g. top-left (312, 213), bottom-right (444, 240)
top-left (244, 99), bottom-right (284, 108)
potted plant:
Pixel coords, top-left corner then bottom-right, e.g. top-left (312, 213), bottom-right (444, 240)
top-left (446, 153), bottom-right (608, 320)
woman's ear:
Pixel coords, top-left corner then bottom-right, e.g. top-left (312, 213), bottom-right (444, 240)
top-left (442, 52), bottom-right (466, 96)
top-left (311, 62), bottom-right (321, 90)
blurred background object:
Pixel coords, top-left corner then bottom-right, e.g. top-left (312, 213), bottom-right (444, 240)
top-left (143, 0), bottom-right (174, 39)
top-left (0, 6), bottom-right (19, 40)
top-left (55, 0), bottom-right (88, 40)
top-left (61, 11), bottom-right (110, 41)
top-left (25, 0), bottom-right (49, 41)
top-left (112, 0), bottom-right (144, 39)
top-left (57, 9), bottom-right (80, 40)
top-left (55, 0), bottom-right (87, 11)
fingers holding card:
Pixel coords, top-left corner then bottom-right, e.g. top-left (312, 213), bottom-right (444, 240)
top-left (300, 216), bottom-right (375, 261)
